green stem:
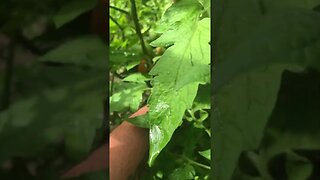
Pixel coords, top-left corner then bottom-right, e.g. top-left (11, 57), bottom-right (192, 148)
top-left (110, 15), bottom-right (126, 41)
top-left (205, 128), bottom-right (211, 137)
top-left (181, 155), bottom-right (211, 170)
top-left (110, 72), bottom-right (115, 96)
top-left (110, 5), bottom-right (130, 15)
top-left (187, 109), bottom-right (196, 120)
top-left (129, 0), bottom-right (152, 61)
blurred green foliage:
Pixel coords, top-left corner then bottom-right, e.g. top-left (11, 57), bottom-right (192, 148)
top-left (0, 0), bottom-right (106, 179)
top-left (213, 0), bottom-right (320, 179)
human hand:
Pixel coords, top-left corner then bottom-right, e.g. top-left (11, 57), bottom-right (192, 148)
top-left (62, 106), bottom-right (149, 179)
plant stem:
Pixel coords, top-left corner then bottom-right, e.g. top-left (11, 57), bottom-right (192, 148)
top-left (110, 72), bottom-right (115, 96)
top-left (110, 15), bottom-right (126, 41)
top-left (110, 5), bottom-right (130, 15)
top-left (181, 155), bottom-right (211, 170)
top-left (205, 128), bottom-right (211, 137)
top-left (129, 0), bottom-right (152, 61)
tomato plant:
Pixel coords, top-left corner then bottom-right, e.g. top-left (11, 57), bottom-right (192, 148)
top-left (109, 0), bottom-right (211, 179)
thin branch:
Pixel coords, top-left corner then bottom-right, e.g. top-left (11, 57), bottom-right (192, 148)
top-left (109, 72), bottom-right (115, 96)
top-left (141, 26), bottom-right (152, 35)
top-left (110, 16), bottom-right (123, 30)
top-left (110, 15), bottom-right (126, 41)
top-left (129, 0), bottom-right (152, 60)
top-left (141, 2), bottom-right (152, 8)
top-left (110, 5), bottom-right (130, 15)
top-left (181, 155), bottom-right (211, 170)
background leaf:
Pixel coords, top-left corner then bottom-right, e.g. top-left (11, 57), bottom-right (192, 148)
top-left (285, 151), bottom-right (313, 180)
top-left (53, 0), bottom-right (98, 28)
top-left (168, 164), bottom-right (195, 180)
top-left (213, 1), bottom-right (320, 179)
top-left (110, 82), bottom-right (147, 112)
top-left (39, 35), bottom-right (107, 68)
top-left (0, 71), bottom-right (105, 162)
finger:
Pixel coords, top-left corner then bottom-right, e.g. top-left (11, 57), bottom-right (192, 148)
top-left (129, 105), bottom-right (148, 118)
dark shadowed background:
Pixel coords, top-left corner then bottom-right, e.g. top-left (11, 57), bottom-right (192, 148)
top-left (0, 0), bottom-right (107, 179)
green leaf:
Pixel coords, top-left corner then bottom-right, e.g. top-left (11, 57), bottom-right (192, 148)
top-left (126, 114), bottom-right (150, 128)
top-left (213, 64), bottom-right (286, 180)
top-left (53, 0), bottom-right (97, 28)
top-left (109, 48), bottom-right (142, 71)
top-left (214, 10), bottom-right (320, 92)
top-left (0, 98), bottom-right (37, 130)
top-left (39, 35), bottom-right (107, 68)
top-left (63, 83), bottom-right (104, 160)
top-left (0, 73), bottom-right (105, 162)
top-left (122, 73), bottom-right (151, 83)
top-left (110, 82), bottom-right (147, 112)
top-left (148, 3), bottom-right (210, 165)
top-left (152, 0), bottom-right (203, 37)
top-left (285, 151), bottom-right (313, 180)
top-left (199, 149), bottom-right (210, 160)
top-left (169, 164), bottom-right (195, 180)
top-left (150, 19), bottom-right (211, 89)
top-left (213, 0), bottom-right (320, 67)
top-left (213, 7), bottom-right (320, 180)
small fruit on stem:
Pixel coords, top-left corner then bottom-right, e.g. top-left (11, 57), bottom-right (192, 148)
top-left (155, 47), bottom-right (165, 56)
top-left (138, 59), bottom-right (150, 73)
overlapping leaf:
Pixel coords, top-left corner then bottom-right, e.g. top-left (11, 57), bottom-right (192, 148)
top-left (213, 3), bottom-right (320, 180)
top-left (213, 65), bottom-right (286, 180)
top-left (255, 70), bottom-right (320, 175)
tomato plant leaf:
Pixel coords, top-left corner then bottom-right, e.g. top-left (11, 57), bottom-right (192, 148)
top-left (148, 1), bottom-right (210, 165)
